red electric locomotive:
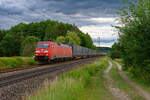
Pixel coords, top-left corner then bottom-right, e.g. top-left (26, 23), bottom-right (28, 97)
top-left (34, 41), bottom-right (72, 63)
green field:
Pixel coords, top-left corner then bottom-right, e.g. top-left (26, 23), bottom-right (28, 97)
top-left (0, 57), bottom-right (38, 70)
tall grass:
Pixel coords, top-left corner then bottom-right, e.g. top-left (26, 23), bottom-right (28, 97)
top-left (28, 57), bottom-right (112, 100)
top-left (0, 57), bottom-right (38, 70)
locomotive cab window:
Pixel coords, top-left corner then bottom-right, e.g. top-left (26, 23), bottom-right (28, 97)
top-left (52, 45), bottom-right (54, 48)
top-left (37, 43), bottom-right (49, 48)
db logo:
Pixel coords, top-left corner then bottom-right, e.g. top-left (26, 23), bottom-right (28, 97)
top-left (41, 49), bottom-right (44, 52)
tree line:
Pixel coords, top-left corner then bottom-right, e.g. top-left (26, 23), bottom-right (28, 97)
top-left (0, 20), bottom-right (97, 57)
top-left (110, 0), bottom-right (150, 82)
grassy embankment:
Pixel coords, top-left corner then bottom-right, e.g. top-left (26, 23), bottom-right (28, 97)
top-left (0, 57), bottom-right (38, 70)
top-left (110, 60), bottom-right (144, 100)
top-left (28, 57), bottom-right (113, 100)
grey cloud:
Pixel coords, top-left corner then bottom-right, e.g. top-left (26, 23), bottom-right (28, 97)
top-left (0, 0), bottom-right (124, 29)
top-left (52, 0), bottom-right (123, 17)
top-left (0, 7), bottom-right (23, 15)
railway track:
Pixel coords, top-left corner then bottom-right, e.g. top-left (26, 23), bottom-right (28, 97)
top-left (0, 60), bottom-right (66, 74)
top-left (0, 57), bottom-right (99, 74)
top-left (0, 57), bottom-right (96, 88)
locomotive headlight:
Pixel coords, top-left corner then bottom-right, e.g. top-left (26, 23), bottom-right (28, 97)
top-left (36, 50), bottom-right (40, 53)
top-left (44, 50), bottom-right (48, 53)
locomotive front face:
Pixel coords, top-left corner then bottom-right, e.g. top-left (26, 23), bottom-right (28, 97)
top-left (35, 43), bottom-right (50, 56)
top-left (34, 42), bottom-right (51, 62)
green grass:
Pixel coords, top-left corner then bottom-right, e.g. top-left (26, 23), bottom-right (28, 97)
top-left (115, 59), bottom-right (122, 64)
top-left (79, 77), bottom-right (113, 100)
top-left (110, 61), bottom-right (145, 100)
top-left (79, 58), bottom-right (113, 100)
top-left (0, 57), bottom-right (38, 70)
top-left (28, 57), bottom-right (113, 100)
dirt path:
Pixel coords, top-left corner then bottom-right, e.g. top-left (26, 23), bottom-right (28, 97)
top-left (103, 61), bottom-right (131, 100)
top-left (115, 62), bottom-right (150, 100)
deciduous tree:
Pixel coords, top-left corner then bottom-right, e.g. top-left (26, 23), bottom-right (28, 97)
top-left (66, 31), bottom-right (81, 45)
top-left (20, 36), bottom-right (40, 56)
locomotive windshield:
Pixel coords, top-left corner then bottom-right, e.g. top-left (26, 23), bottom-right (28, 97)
top-left (37, 43), bottom-right (49, 48)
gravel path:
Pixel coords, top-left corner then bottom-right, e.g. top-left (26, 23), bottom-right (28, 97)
top-left (103, 61), bottom-right (131, 100)
top-left (115, 62), bottom-right (150, 100)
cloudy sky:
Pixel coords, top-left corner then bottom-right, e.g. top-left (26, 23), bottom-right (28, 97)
top-left (0, 0), bottom-right (125, 47)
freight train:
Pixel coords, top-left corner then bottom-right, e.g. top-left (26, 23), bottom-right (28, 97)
top-left (34, 41), bottom-right (102, 63)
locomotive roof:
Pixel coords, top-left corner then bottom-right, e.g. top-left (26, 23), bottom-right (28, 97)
top-left (37, 41), bottom-right (71, 48)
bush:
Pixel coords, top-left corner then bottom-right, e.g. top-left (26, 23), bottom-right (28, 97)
top-left (15, 57), bottom-right (23, 66)
top-left (109, 43), bottom-right (121, 59)
top-left (26, 58), bottom-right (38, 65)
top-left (0, 57), bottom-right (38, 69)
